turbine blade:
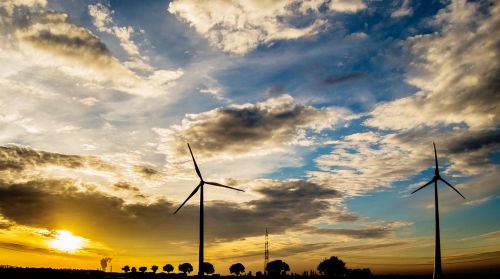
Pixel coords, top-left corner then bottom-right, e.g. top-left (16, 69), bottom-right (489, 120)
top-left (205, 181), bottom-right (245, 192)
top-left (433, 142), bottom-right (439, 174)
top-left (411, 179), bottom-right (434, 194)
top-left (187, 143), bottom-right (203, 180)
top-left (440, 178), bottom-right (466, 199)
top-left (173, 183), bottom-right (202, 214)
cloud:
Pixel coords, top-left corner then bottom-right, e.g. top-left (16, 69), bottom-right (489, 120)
top-left (0, 145), bottom-right (114, 172)
top-left (133, 165), bottom-right (159, 179)
top-left (112, 181), bottom-right (141, 193)
top-left (322, 72), bottom-right (366, 86)
top-left (390, 128), bottom-right (500, 176)
top-left (365, 0), bottom-right (500, 130)
top-left (0, 176), bottom-right (345, 248)
top-left (309, 132), bottom-right (423, 196)
top-left (310, 1), bottom-right (500, 197)
top-left (0, 242), bottom-right (88, 257)
top-left (330, 241), bottom-right (407, 252)
top-left (391, 0), bottom-right (413, 18)
top-left (1, 3), bottom-right (128, 76)
top-left (310, 227), bottom-right (389, 239)
top-left (306, 221), bottom-right (412, 239)
top-left (327, 0), bottom-right (366, 13)
top-left (459, 230), bottom-right (500, 242)
top-left (310, 128), bottom-right (499, 198)
top-left (158, 94), bottom-right (351, 161)
top-left (88, 3), bottom-right (139, 57)
top-left (0, 0), bottom-right (183, 97)
top-left (168, 0), bottom-right (366, 55)
top-left (426, 169), bottom-right (500, 212)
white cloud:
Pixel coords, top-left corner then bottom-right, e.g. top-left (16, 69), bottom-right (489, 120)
top-left (309, 132), bottom-right (428, 196)
top-left (88, 3), bottom-right (140, 57)
top-left (366, 0), bottom-right (500, 130)
top-left (328, 0), bottom-right (366, 13)
top-left (391, 0), bottom-right (413, 18)
top-left (0, 0), bottom-right (183, 100)
top-left (310, 126), bottom-right (499, 197)
top-left (312, 1), bottom-right (500, 197)
top-left (168, 0), bottom-right (366, 55)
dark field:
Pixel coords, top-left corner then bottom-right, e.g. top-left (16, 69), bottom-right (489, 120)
top-left (0, 268), bottom-right (499, 279)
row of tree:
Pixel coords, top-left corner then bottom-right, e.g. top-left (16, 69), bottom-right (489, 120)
top-left (121, 262), bottom-right (244, 275)
top-left (121, 256), bottom-right (370, 277)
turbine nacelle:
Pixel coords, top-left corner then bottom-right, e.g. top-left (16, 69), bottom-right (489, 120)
top-left (411, 142), bottom-right (465, 198)
top-left (173, 143), bottom-right (244, 215)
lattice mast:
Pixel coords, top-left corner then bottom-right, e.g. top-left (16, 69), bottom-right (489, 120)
top-left (264, 228), bottom-right (269, 274)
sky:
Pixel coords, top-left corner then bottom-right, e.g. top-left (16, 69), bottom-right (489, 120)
top-left (0, 0), bottom-right (499, 275)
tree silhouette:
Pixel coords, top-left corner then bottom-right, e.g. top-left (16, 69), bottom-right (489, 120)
top-left (179, 263), bottom-right (193, 274)
top-left (317, 256), bottom-right (347, 278)
top-left (122, 265), bottom-right (130, 273)
top-left (203, 262), bottom-right (215, 275)
top-left (131, 267), bottom-right (137, 273)
top-left (266, 260), bottom-right (289, 277)
top-left (139, 266), bottom-right (147, 273)
top-left (230, 263), bottom-right (245, 276)
top-left (151, 265), bottom-right (159, 273)
top-left (163, 264), bottom-right (174, 274)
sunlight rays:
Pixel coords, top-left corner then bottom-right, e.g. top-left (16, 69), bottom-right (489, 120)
top-left (48, 230), bottom-right (86, 253)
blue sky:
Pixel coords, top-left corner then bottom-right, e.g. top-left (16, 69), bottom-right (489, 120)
top-left (0, 0), bottom-right (499, 275)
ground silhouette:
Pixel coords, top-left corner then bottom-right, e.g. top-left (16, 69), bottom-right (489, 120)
top-left (1, 255), bottom-right (499, 279)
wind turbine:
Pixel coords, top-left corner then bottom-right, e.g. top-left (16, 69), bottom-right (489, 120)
top-left (411, 142), bottom-right (465, 279)
top-left (174, 143), bottom-right (244, 277)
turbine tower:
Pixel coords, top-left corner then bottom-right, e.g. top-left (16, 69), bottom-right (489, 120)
top-left (411, 142), bottom-right (465, 279)
top-left (174, 143), bottom-right (244, 277)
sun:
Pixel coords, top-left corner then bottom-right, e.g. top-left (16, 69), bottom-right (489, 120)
top-left (48, 230), bottom-right (86, 253)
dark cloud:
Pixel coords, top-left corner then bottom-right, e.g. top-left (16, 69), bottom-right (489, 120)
top-left (331, 211), bottom-right (359, 222)
top-left (444, 129), bottom-right (500, 155)
top-left (2, 5), bottom-right (114, 66)
top-left (164, 95), bottom-right (348, 157)
top-left (0, 1), bottom-right (141, 88)
top-left (23, 25), bottom-right (110, 58)
top-left (389, 127), bottom-right (500, 173)
top-left (0, 178), bottom-right (342, 248)
top-left (0, 145), bottom-right (114, 172)
top-left (332, 242), bottom-right (407, 252)
top-left (113, 181), bottom-right (140, 192)
top-left (134, 165), bottom-right (159, 179)
top-left (205, 181), bottom-right (341, 241)
top-left (391, 128), bottom-right (500, 155)
top-left (310, 227), bottom-right (390, 239)
top-left (322, 72), bottom-right (366, 86)
top-left (271, 242), bottom-right (332, 258)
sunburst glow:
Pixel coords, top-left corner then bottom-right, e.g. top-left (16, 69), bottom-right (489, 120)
top-left (48, 230), bottom-right (86, 253)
